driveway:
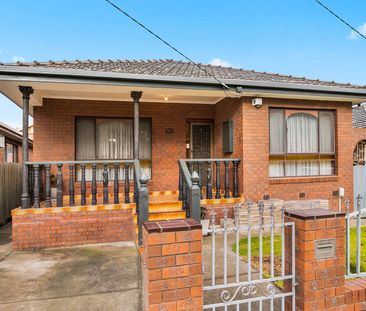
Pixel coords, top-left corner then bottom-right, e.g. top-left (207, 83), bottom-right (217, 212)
top-left (0, 223), bottom-right (139, 311)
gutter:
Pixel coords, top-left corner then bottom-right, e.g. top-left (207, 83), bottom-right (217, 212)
top-left (1, 65), bottom-right (366, 99)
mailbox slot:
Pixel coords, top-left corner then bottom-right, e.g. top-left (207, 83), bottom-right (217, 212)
top-left (315, 239), bottom-right (336, 260)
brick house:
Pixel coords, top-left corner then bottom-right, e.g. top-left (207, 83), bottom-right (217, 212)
top-left (1, 59), bottom-right (366, 249)
top-left (0, 122), bottom-right (32, 163)
top-left (0, 60), bottom-right (366, 207)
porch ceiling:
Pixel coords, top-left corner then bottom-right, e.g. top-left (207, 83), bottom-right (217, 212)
top-left (0, 80), bottom-right (227, 114)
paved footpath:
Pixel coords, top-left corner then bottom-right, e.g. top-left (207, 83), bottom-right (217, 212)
top-left (0, 223), bottom-right (139, 311)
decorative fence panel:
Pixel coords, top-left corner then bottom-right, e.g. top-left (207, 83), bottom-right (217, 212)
top-left (203, 201), bottom-right (296, 310)
top-left (0, 163), bottom-right (22, 224)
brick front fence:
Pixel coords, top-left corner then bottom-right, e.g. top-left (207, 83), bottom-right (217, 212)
top-left (141, 219), bottom-right (203, 311)
top-left (141, 210), bottom-right (366, 310)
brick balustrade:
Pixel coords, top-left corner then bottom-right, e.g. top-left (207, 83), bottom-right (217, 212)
top-left (142, 219), bottom-right (203, 311)
top-left (12, 204), bottom-right (134, 250)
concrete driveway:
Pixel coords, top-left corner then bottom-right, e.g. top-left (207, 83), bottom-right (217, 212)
top-left (0, 223), bottom-right (139, 311)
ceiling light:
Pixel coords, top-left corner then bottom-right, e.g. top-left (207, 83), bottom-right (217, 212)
top-left (164, 96), bottom-right (168, 101)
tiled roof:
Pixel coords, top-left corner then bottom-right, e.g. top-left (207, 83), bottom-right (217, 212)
top-left (1, 59), bottom-right (365, 90)
top-left (353, 105), bottom-right (366, 128)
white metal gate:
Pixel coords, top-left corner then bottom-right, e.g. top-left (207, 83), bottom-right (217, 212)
top-left (354, 165), bottom-right (366, 210)
top-left (203, 202), bottom-right (296, 310)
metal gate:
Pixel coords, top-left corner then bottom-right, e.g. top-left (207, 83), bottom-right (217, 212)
top-left (203, 202), bottom-right (296, 310)
top-left (354, 165), bottom-right (366, 210)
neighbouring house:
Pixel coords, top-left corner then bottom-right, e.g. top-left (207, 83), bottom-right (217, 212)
top-left (1, 59), bottom-right (366, 250)
top-left (0, 122), bottom-right (32, 163)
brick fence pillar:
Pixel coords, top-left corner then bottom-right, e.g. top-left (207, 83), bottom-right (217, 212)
top-left (285, 208), bottom-right (345, 310)
top-left (142, 219), bottom-right (203, 311)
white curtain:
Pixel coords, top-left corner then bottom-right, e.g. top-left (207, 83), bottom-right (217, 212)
top-left (139, 120), bottom-right (152, 160)
top-left (319, 160), bottom-right (333, 175)
top-left (76, 118), bottom-right (96, 160)
top-left (287, 113), bottom-right (318, 153)
top-left (269, 161), bottom-right (285, 177)
top-left (76, 118), bottom-right (152, 181)
top-left (319, 111), bottom-right (335, 153)
top-left (286, 160), bottom-right (319, 176)
top-left (269, 109), bottom-right (285, 154)
top-left (97, 119), bottom-right (133, 159)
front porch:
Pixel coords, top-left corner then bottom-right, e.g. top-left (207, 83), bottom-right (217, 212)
top-left (9, 81), bottom-right (245, 249)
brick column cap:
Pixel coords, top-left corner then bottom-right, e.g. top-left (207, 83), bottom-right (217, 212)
top-left (143, 219), bottom-right (201, 233)
top-left (285, 208), bottom-right (345, 220)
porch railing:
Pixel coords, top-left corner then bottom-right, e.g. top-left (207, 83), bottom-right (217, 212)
top-left (133, 159), bottom-right (149, 245)
top-left (345, 195), bottom-right (366, 279)
top-left (178, 158), bottom-right (240, 221)
top-left (26, 159), bottom-right (149, 245)
top-left (27, 160), bottom-right (137, 208)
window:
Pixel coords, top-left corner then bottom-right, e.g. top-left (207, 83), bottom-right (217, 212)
top-left (75, 117), bottom-right (152, 180)
top-left (269, 109), bottom-right (335, 177)
top-left (5, 143), bottom-right (18, 163)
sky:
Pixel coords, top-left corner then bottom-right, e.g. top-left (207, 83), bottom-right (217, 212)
top-left (0, 0), bottom-right (365, 129)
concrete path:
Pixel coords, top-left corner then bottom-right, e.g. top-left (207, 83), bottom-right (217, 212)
top-left (0, 223), bottom-right (139, 311)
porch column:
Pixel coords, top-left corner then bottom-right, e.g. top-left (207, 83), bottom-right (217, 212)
top-left (19, 86), bottom-right (34, 209)
top-left (131, 91), bottom-right (142, 159)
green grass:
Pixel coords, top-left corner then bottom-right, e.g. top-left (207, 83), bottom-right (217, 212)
top-left (349, 226), bottom-right (366, 273)
top-left (232, 226), bottom-right (366, 287)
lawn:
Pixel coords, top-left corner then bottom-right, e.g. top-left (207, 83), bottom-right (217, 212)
top-left (232, 226), bottom-right (366, 285)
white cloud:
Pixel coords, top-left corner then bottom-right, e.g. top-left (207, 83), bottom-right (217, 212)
top-left (12, 56), bottom-right (25, 62)
top-left (347, 23), bottom-right (366, 40)
top-left (210, 58), bottom-right (233, 68)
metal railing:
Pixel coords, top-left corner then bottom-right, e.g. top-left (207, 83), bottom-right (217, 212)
top-left (26, 160), bottom-right (136, 208)
top-left (345, 195), bottom-right (366, 278)
top-left (203, 201), bottom-right (296, 310)
top-left (133, 159), bottom-right (149, 245)
top-left (178, 158), bottom-right (240, 221)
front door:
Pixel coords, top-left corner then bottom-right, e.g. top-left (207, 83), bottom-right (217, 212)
top-left (191, 124), bottom-right (212, 159)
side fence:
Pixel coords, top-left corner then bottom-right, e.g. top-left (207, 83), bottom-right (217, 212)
top-left (0, 163), bottom-right (22, 225)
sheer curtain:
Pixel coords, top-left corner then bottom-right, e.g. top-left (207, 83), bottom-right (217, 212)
top-left (76, 118), bottom-right (96, 160)
top-left (96, 119), bottom-right (133, 159)
top-left (76, 118), bottom-right (152, 180)
top-left (287, 113), bottom-right (318, 153)
top-left (269, 109), bottom-right (285, 154)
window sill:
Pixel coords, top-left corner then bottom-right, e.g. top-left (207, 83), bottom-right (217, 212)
top-left (269, 175), bottom-right (338, 184)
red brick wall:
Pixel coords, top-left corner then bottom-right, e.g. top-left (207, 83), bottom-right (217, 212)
top-left (33, 99), bottom-right (214, 191)
top-left (214, 98), bottom-right (244, 193)
top-left (241, 98), bottom-right (353, 210)
top-left (12, 205), bottom-right (134, 250)
top-left (0, 148), bottom-right (4, 162)
top-left (33, 97), bottom-right (354, 208)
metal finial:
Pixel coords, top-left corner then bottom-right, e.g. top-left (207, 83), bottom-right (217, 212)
top-left (234, 203), bottom-right (240, 226)
top-left (345, 199), bottom-right (350, 214)
top-left (269, 203), bottom-right (275, 217)
top-left (210, 211), bottom-right (216, 227)
top-left (223, 207), bottom-right (228, 221)
top-left (357, 194), bottom-right (362, 211)
top-left (259, 202), bottom-right (265, 227)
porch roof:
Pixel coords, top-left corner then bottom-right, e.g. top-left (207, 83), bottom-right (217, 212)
top-left (1, 59), bottom-right (366, 112)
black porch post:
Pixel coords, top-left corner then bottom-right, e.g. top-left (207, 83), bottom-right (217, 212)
top-left (19, 86), bottom-right (34, 209)
top-left (131, 91), bottom-right (142, 159)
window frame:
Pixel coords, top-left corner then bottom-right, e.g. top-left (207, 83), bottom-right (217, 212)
top-left (269, 108), bottom-right (336, 178)
top-left (74, 116), bottom-right (153, 180)
top-left (5, 141), bottom-right (18, 163)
